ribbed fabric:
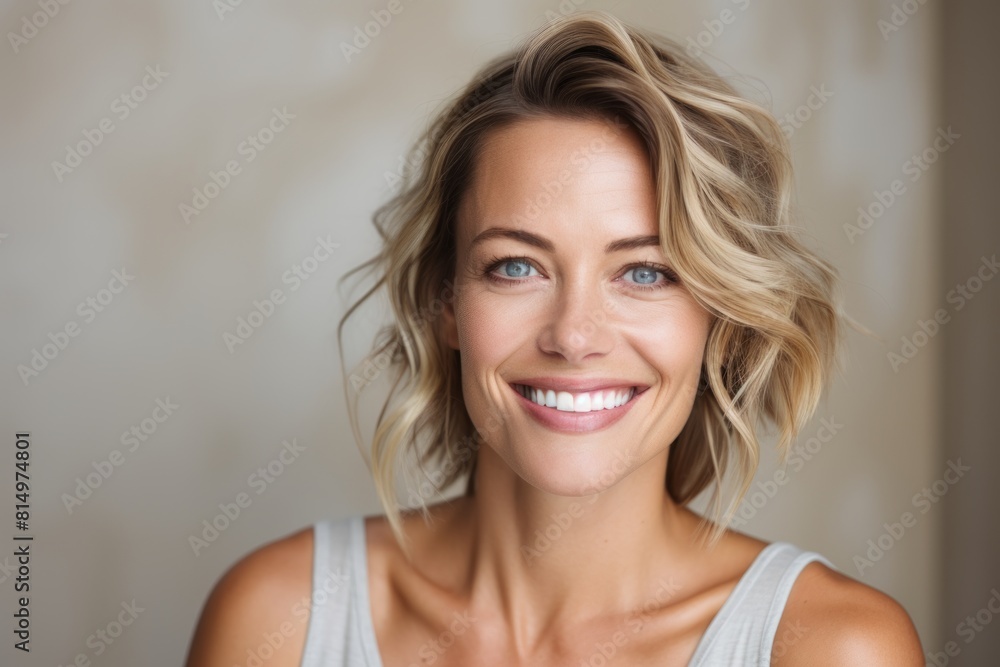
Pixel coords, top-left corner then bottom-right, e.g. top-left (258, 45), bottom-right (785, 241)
top-left (686, 537), bottom-right (837, 666)
top-left (300, 515), bottom-right (837, 666)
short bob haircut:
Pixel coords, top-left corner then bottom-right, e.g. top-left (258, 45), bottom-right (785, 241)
top-left (338, 10), bottom-right (855, 559)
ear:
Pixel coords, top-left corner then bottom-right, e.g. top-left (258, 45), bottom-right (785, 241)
top-left (438, 276), bottom-right (460, 351)
top-left (440, 296), bottom-right (460, 351)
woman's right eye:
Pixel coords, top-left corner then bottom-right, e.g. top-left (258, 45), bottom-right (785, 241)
top-left (495, 258), bottom-right (535, 277)
top-left (483, 256), bottom-right (540, 284)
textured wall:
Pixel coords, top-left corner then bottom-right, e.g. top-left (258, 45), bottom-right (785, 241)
top-left (0, 1), bottom-right (960, 664)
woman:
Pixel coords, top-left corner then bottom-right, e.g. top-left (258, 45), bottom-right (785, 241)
top-left (185, 11), bottom-right (924, 666)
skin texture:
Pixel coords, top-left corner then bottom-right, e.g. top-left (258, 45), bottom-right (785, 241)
top-left (184, 117), bottom-right (926, 666)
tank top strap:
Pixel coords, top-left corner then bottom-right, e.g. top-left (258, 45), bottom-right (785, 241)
top-left (688, 541), bottom-right (838, 666)
top-left (300, 516), bottom-right (359, 666)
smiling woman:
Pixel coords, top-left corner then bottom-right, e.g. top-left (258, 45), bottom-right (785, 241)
top-left (184, 10), bottom-right (925, 667)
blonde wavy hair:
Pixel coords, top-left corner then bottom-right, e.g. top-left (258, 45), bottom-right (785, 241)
top-left (337, 10), bottom-right (858, 558)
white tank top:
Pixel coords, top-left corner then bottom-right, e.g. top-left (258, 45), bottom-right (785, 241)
top-left (299, 515), bottom-right (838, 666)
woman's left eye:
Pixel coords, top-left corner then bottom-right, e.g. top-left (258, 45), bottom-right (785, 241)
top-left (617, 263), bottom-right (680, 291)
top-left (622, 264), bottom-right (672, 289)
top-left (483, 256), bottom-right (678, 291)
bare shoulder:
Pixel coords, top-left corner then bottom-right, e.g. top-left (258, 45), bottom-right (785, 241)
top-left (773, 559), bottom-right (925, 666)
top-left (184, 525), bottom-right (315, 667)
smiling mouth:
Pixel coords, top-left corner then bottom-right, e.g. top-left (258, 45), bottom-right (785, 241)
top-left (512, 383), bottom-right (643, 413)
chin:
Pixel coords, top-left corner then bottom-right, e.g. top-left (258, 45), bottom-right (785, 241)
top-left (498, 442), bottom-right (639, 498)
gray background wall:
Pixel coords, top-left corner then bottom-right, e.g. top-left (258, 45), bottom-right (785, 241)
top-left (0, 0), bottom-right (994, 665)
top-left (939, 1), bottom-right (1000, 666)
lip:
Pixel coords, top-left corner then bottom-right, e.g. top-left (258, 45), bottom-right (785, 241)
top-left (508, 376), bottom-right (651, 393)
top-left (508, 381), bottom-right (648, 434)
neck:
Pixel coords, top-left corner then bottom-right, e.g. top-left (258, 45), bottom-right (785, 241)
top-left (450, 445), bottom-right (704, 657)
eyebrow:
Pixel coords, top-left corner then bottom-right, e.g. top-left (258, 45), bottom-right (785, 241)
top-left (469, 228), bottom-right (662, 253)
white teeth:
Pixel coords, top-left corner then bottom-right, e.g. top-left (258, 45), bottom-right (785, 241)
top-left (516, 384), bottom-right (636, 413)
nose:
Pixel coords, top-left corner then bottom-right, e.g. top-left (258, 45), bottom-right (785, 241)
top-left (537, 277), bottom-right (615, 363)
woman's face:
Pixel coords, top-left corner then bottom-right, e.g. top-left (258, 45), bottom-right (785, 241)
top-left (441, 115), bottom-right (713, 496)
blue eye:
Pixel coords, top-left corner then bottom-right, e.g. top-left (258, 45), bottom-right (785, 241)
top-left (627, 265), bottom-right (659, 285)
top-left (481, 254), bottom-right (678, 291)
top-left (497, 258), bottom-right (536, 278)
top-left (620, 263), bottom-right (680, 290)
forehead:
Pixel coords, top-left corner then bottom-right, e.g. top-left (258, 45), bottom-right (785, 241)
top-left (456, 116), bottom-right (659, 246)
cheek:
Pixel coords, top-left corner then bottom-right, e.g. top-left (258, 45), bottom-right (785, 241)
top-left (453, 293), bottom-right (510, 406)
top-left (454, 287), bottom-right (531, 362)
top-left (624, 298), bottom-right (711, 362)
